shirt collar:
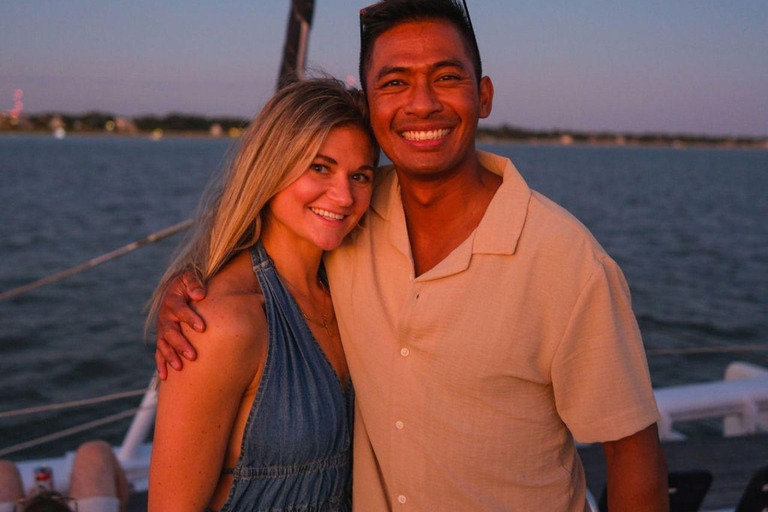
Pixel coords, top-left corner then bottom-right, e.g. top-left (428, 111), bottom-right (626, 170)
top-left (369, 150), bottom-right (532, 259)
top-left (473, 150), bottom-right (531, 255)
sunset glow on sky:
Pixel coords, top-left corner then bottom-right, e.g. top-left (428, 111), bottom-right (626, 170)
top-left (3, 1), bottom-right (767, 136)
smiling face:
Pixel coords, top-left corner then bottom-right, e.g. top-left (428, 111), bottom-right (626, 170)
top-left (365, 20), bottom-right (493, 181)
top-left (264, 125), bottom-right (376, 253)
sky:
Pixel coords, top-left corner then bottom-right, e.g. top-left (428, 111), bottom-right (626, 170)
top-left (2, 0), bottom-right (767, 137)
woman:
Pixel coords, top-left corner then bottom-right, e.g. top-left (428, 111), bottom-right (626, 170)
top-left (147, 78), bottom-right (378, 512)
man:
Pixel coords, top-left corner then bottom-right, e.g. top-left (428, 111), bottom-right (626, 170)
top-left (156, 1), bottom-right (668, 510)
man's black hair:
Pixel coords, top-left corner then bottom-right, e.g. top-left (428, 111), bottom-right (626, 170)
top-left (359, 0), bottom-right (482, 90)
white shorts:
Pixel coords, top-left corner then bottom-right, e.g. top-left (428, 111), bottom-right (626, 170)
top-left (0, 496), bottom-right (119, 512)
top-left (75, 496), bottom-right (121, 512)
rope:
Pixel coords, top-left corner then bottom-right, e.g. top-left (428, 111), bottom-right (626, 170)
top-left (647, 344), bottom-right (768, 356)
top-left (0, 407), bottom-right (144, 458)
top-left (0, 388), bottom-right (148, 419)
top-left (0, 219), bottom-right (193, 301)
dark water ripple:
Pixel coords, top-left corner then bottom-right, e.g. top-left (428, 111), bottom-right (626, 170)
top-left (1, 135), bottom-right (766, 457)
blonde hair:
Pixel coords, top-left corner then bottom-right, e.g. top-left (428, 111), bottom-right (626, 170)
top-left (146, 78), bottom-right (377, 330)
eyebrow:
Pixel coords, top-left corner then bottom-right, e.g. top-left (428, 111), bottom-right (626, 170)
top-left (315, 154), bottom-right (338, 165)
top-left (374, 65), bottom-right (408, 82)
top-left (374, 59), bottom-right (468, 82)
top-left (315, 154), bottom-right (375, 172)
top-left (433, 59), bottom-right (468, 71)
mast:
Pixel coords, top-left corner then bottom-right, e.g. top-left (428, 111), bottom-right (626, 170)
top-left (277, 0), bottom-right (316, 91)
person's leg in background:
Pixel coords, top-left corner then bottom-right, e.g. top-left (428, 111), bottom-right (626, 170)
top-left (0, 460), bottom-right (25, 512)
top-left (69, 440), bottom-right (129, 512)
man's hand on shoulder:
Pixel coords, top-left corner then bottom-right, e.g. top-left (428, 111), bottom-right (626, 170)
top-left (155, 270), bottom-right (207, 379)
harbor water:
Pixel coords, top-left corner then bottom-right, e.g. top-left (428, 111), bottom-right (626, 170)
top-left (1, 134), bottom-right (766, 458)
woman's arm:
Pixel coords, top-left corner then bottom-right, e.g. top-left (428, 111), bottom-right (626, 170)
top-left (149, 292), bottom-right (266, 512)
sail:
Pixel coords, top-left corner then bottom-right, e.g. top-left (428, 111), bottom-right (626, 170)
top-left (277, 0), bottom-right (316, 90)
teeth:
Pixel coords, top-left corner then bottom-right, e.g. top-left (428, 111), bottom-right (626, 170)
top-left (310, 208), bottom-right (344, 221)
top-left (401, 128), bottom-right (451, 141)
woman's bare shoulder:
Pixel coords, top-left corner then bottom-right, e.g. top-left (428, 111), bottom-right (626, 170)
top-left (182, 251), bottom-right (267, 365)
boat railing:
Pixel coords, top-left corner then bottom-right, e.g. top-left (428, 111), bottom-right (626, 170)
top-left (655, 361), bottom-right (768, 441)
top-left (117, 377), bottom-right (158, 463)
top-left (0, 382), bottom-right (157, 492)
top-left (0, 220), bottom-right (192, 301)
top-left (0, 223), bottom-right (186, 491)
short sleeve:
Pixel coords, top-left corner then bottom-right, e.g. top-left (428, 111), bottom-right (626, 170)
top-left (551, 255), bottom-right (660, 443)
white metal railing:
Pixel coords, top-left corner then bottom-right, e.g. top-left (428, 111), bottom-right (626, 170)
top-left (117, 375), bottom-right (159, 463)
top-left (655, 362), bottom-right (768, 441)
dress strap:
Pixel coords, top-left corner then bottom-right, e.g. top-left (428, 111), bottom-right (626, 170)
top-left (249, 240), bottom-right (272, 273)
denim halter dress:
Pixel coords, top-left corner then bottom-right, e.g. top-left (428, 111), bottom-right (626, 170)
top-left (215, 242), bottom-right (354, 512)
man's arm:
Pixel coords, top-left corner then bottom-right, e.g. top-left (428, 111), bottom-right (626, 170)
top-left (602, 423), bottom-right (668, 512)
top-left (154, 270), bottom-right (207, 379)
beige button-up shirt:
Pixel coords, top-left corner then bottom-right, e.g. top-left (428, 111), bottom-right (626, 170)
top-left (326, 151), bottom-right (659, 511)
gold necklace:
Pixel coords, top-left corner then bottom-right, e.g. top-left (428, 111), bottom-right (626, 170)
top-left (301, 308), bottom-right (337, 338)
top-left (283, 276), bottom-right (336, 338)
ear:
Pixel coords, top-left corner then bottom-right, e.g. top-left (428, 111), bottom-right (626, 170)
top-left (478, 76), bottom-right (494, 119)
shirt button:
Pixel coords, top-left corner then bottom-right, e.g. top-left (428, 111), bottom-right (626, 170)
top-left (398, 495), bottom-right (407, 504)
top-left (400, 347), bottom-right (410, 357)
top-left (395, 420), bottom-right (404, 430)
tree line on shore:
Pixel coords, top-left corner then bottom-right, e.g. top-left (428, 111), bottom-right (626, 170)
top-left (0, 111), bottom-right (248, 137)
top-left (477, 125), bottom-right (767, 149)
top-left (2, 111), bottom-right (766, 149)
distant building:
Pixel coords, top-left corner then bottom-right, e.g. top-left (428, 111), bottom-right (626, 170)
top-left (210, 123), bottom-right (224, 137)
top-left (49, 116), bottom-right (65, 130)
top-left (115, 117), bottom-right (138, 133)
top-left (559, 133), bottom-right (573, 145)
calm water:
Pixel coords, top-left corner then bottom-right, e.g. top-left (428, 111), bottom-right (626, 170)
top-left (1, 135), bottom-right (766, 457)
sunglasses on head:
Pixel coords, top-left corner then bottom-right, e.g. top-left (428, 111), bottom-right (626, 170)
top-left (359, 0), bottom-right (477, 42)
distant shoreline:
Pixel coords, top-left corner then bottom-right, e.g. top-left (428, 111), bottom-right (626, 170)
top-left (2, 111), bottom-right (766, 150)
top-left (476, 134), bottom-right (768, 150)
top-left (2, 129), bottom-right (767, 150)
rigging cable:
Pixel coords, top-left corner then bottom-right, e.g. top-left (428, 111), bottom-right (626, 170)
top-left (0, 219), bottom-right (192, 301)
top-left (0, 407), bottom-right (146, 458)
top-left (646, 344), bottom-right (768, 356)
top-left (0, 388), bottom-right (148, 420)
